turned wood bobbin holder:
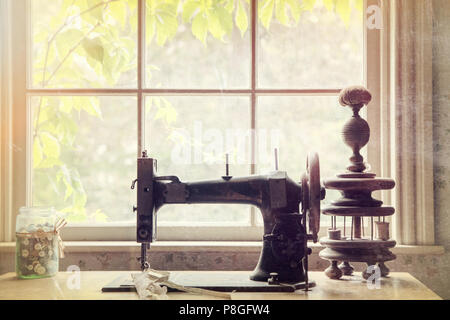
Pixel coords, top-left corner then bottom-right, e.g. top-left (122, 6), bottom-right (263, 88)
top-left (319, 86), bottom-right (396, 280)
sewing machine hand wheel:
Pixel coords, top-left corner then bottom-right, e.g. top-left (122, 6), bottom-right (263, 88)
top-left (301, 152), bottom-right (322, 243)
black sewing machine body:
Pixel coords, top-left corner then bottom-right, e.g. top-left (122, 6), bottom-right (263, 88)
top-left (133, 153), bottom-right (323, 291)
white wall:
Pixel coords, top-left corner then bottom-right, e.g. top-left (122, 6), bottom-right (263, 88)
top-left (431, 0), bottom-right (450, 300)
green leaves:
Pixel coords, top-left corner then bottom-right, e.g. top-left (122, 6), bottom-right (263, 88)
top-left (92, 209), bottom-right (109, 222)
top-left (354, 0), bottom-right (363, 12)
top-left (260, 0), bottom-right (319, 29)
top-left (87, 1), bottom-right (105, 22)
top-left (34, 131), bottom-right (63, 170)
top-left (181, 0), bottom-right (236, 44)
top-left (56, 29), bottom-right (84, 56)
top-left (56, 165), bottom-right (74, 201)
top-left (74, 96), bottom-right (102, 118)
top-left (34, 0), bottom-right (137, 88)
top-left (336, 0), bottom-right (351, 27)
top-left (235, 0), bottom-right (249, 36)
top-left (275, 0), bottom-right (289, 26)
top-left (146, 0), bottom-right (361, 44)
top-left (216, 7), bottom-right (234, 37)
top-left (33, 138), bottom-right (44, 169)
top-left (149, 97), bottom-right (178, 125)
top-left (259, 0), bottom-right (275, 29)
top-left (156, 13), bottom-right (179, 46)
top-left (147, 0), bottom-right (179, 46)
top-left (192, 13), bottom-right (208, 43)
top-left (257, 0), bottom-right (362, 30)
top-left (40, 132), bottom-right (61, 160)
top-left (285, 0), bottom-right (301, 23)
top-left (108, 0), bottom-right (128, 28)
top-left (182, 0), bottom-right (199, 22)
top-left (323, 0), bottom-right (335, 11)
top-left (33, 96), bottom-right (100, 170)
top-left (321, 0), bottom-right (364, 26)
top-left (58, 166), bottom-right (89, 222)
top-left (32, 95), bottom-right (103, 222)
top-left (301, 0), bottom-right (316, 11)
top-left (82, 37), bottom-right (104, 64)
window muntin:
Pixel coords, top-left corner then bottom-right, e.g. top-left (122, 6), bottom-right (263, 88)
top-left (27, 0), bottom-right (364, 235)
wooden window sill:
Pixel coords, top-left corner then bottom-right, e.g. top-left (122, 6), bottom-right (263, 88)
top-left (0, 241), bottom-right (445, 255)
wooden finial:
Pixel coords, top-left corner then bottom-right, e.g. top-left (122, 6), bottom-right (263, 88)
top-left (339, 86), bottom-right (372, 114)
top-left (339, 86), bottom-right (372, 173)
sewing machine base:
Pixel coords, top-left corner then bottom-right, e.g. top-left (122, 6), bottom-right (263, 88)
top-left (102, 272), bottom-right (315, 293)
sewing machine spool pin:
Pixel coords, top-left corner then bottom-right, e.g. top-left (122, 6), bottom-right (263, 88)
top-left (222, 153), bottom-right (232, 181)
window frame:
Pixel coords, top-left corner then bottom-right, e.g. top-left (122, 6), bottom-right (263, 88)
top-left (5, 0), bottom-right (388, 242)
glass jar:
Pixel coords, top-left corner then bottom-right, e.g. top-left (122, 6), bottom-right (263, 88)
top-left (15, 207), bottom-right (59, 279)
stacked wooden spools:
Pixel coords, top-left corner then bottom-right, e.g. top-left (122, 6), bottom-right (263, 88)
top-left (319, 86), bottom-right (396, 280)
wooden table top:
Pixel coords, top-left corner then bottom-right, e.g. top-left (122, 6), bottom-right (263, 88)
top-left (0, 271), bottom-right (442, 300)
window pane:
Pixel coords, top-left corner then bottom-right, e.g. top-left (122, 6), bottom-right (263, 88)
top-left (145, 95), bottom-right (251, 224)
top-left (31, 0), bottom-right (137, 88)
top-left (31, 96), bottom-right (137, 223)
top-left (258, 0), bottom-right (363, 88)
top-left (145, 0), bottom-right (251, 89)
top-left (255, 96), bottom-right (351, 225)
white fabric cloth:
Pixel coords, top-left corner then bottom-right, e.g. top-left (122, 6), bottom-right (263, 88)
top-left (131, 269), bottom-right (232, 300)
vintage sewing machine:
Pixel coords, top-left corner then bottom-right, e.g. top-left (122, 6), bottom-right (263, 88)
top-left (106, 150), bottom-right (323, 293)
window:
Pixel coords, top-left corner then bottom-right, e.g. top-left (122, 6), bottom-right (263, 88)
top-left (8, 0), bottom-right (372, 241)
